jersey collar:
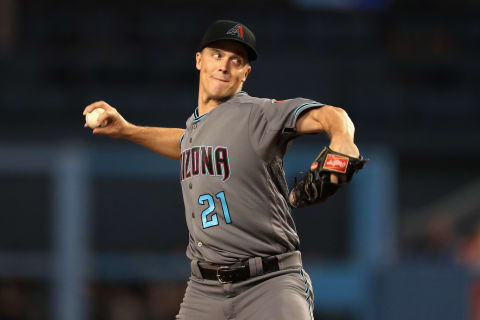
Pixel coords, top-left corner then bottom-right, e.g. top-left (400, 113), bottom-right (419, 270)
top-left (193, 91), bottom-right (248, 123)
top-left (193, 108), bottom-right (207, 123)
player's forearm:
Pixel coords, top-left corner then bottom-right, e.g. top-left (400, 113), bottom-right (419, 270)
top-left (296, 105), bottom-right (359, 157)
top-left (315, 106), bottom-right (360, 158)
top-left (323, 106), bottom-right (355, 143)
top-left (122, 125), bottom-right (185, 160)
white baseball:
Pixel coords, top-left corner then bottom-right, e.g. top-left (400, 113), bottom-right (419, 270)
top-left (85, 108), bottom-right (107, 129)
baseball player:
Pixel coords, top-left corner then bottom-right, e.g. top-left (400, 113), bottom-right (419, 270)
top-left (83, 20), bottom-right (365, 320)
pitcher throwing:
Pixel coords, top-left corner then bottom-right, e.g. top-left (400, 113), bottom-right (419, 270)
top-left (83, 20), bottom-right (366, 320)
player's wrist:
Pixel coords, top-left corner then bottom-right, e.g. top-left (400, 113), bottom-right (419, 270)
top-left (119, 122), bottom-right (138, 140)
top-left (329, 134), bottom-right (359, 158)
top-left (329, 132), bottom-right (354, 146)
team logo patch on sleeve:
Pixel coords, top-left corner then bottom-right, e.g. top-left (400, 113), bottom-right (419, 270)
top-left (323, 154), bottom-right (349, 173)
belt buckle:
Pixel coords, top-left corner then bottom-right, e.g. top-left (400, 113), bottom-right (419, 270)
top-left (216, 266), bottom-right (232, 284)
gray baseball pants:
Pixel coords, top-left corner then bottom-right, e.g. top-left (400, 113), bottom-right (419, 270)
top-left (175, 251), bottom-right (314, 320)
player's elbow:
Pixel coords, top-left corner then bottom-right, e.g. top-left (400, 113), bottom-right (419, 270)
top-left (316, 105), bottom-right (355, 138)
top-left (323, 105), bottom-right (348, 119)
top-left (334, 107), bottom-right (355, 136)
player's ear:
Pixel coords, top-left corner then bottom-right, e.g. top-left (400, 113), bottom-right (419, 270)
top-left (195, 52), bottom-right (202, 71)
top-left (241, 65), bottom-right (251, 83)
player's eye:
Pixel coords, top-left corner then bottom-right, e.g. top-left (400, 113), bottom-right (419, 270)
top-left (232, 58), bottom-right (243, 66)
top-left (213, 52), bottom-right (221, 59)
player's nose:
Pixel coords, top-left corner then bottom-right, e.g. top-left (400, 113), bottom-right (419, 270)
top-left (217, 59), bottom-right (230, 73)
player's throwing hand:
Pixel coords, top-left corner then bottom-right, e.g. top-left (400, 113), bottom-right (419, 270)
top-left (83, 101), bottom-right (132, 138)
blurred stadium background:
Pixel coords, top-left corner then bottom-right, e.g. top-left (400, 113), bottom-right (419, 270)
top-left (0, 0), bottom-right (479, 319)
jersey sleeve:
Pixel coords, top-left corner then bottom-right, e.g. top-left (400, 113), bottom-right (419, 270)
top-left (248, 97), bottom-right (324, 159)
top-left (263, 98), bottom-right (324, 133)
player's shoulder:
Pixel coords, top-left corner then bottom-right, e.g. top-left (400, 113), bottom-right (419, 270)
top-left (231, 92), bottom-right (323, 116)
top-left (230, 91), bottom-right (269, 106)
top-left (241, 93), bottom-right (319, 109)
top-left (233, 91), bottom-right (293, 108)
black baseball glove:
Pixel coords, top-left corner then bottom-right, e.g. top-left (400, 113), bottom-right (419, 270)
top-left (288, 146), bottom-right (368, 208)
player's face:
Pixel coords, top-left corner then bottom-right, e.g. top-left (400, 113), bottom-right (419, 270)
top-left (196, 41), bottom-right (251, 101)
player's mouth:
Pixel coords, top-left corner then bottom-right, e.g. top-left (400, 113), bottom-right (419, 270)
top-left (211, 76), bottom-right (229, 82)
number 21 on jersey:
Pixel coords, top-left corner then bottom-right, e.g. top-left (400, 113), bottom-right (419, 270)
top-left (198, 191), bottom-right (231, 229)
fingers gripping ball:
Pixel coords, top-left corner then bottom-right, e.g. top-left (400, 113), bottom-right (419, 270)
top-left (85, 108), bottom-right (108, 129)
top-left (288, 146), bottom-right (368, 208)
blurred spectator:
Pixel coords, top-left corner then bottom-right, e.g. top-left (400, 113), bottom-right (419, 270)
top-left (146, 282), bottom-right (186, 320)
top-left (458, 218), bottom-right (480, 270)
top-left (91, 282), bottom-right (186, 320)
top-left (424, 212), bottom-right (456, 260)
top-left (106, 288), bottom-right (146, 320)
top-left (407, 212), bottom-right (457, 262)
top-left (458, 217), bottom-right (480, 320)
top-left (0, 0), bottom-right (16, 54)
top-left (0, 281), bottom-right (26, 320)
top-left (0, 280), bottom-right (45, 320)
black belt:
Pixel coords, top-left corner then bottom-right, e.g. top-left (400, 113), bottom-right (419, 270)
top-left (198, 256), bottom-right (280, 284)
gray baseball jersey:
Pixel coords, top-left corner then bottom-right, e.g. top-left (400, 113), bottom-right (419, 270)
top-left (179, 91), bottom-right (323, 265)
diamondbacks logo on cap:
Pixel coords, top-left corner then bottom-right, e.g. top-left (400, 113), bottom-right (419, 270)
top-left (226, 24), bottom-right (244, 40)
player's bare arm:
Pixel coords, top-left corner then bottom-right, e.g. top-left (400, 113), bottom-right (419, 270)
top-left (296, 105), bottom-right (359, 158)
top-left (295, 105), bottom-right (360, 185)
top-left (82, 101), bottom-right (184, 160)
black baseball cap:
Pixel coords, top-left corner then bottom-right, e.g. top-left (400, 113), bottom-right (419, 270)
top-left (199, 20), bottom-right (257, 62)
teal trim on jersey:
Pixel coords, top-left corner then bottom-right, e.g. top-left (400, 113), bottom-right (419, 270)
top-left (193, 108), bottom-right (208, 123)
top-left (300, 269), bottom-right (313, 320)
top-left (192, 92), bottom-right (247, 123)
top-left (193, 115), bottom-right (206, 123)
top-left (293, 102), bottom-right (323, 123)
top-left (179, 133), bottom-right (185, 146)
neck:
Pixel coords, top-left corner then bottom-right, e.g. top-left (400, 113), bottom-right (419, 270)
top-left (197, 94), bottom-right (225, 116)
top-left (197, 88), bottom-right (241, 116)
